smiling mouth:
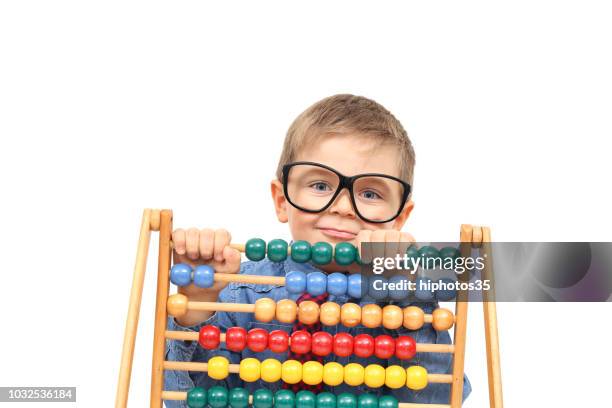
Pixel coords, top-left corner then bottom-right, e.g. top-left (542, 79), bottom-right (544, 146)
top-left (316, 227), bottom-right (357, 240)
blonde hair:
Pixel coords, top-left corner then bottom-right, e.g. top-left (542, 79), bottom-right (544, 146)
top-left (276, 94), bottom-right (415, 188)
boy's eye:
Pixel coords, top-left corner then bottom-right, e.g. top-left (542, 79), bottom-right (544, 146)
top-left (309, 182), bottom-right (333, 192)
top-left (360, 189), bottom-right (383, 200)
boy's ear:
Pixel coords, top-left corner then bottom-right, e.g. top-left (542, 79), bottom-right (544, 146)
top-left (271, 179), bottom-right (289, 223)
top-left (392, 199), bottom-right (414, 230)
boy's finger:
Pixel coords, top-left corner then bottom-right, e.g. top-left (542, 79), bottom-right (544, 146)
top-left (384, 230), bottom-right (401, 260)
top-left (398, 232), bottom-right (415, 255)
top-left (172, 229), bottom-right (186, 255)
top-left (214, 229), bottom-right (231, 262)
top-left (218, 246), bottom-right (241, 274)
top-left (186, 228), bottom-right (200, 260)
top-left (370, 229), bottom-right (387, 261)
top-left (199, 228), bottom-right (215, 260)
top-left (355, 230), bottom-right (373, 263)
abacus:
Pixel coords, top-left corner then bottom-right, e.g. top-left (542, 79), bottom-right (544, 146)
top-left (115, 210), bottom-right (503, 408)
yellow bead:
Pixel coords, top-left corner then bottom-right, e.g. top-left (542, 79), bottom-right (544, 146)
top-left (298, 301), bottom-right (320, 325)
top-left (302, 361), bottom-right (324, 385)
top-left (281, 360), bottom-right (303, 384)
top-left (340, 303), bottom-right (361, 327)
top-left (255, 298), bottom-right (276, 323)
top-left (432, 308), bottom-right (454, 331)
top-left (167, 293), bottom-right (188, 317)
top-left (403, 306), bottom-right (425, 330)
top-left (344, 363), bottom-right (365, 386)
top-left (406, 366), bottom-right (428, 390)
top-left (260, 358), bottom-right (282, 383)
top-left (320, 302), bottom-right (341, 326)
top-left (382, 305), bottom-right (403, 329)
top-left (239, 357), bottom-right (261, 382)
top-left (361, 304), bottom-right (382, 328)
top-left (276, 299), bottom-right (297, 323)
top-left (207, 356), bottom-right (229, 380)
top-left (323, 362), bottom-right (344, 386)
top-left (385, 365), bottom-right (407, 389)
top-left (364, 364), bottom-right (385, 388)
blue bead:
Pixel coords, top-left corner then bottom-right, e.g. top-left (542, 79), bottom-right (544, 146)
top-left (347, 274), bottom-right (362, 298)
top-left (306, 272), bottom-right (327, 296)
top-left (415, 277), bottom-right (435, 301)
top-left (285, 271), bottom-right (307, 294)
top-left (388, 274), bottom-right (408, 300)
top-left (193, 264), bottom-right (215, 288)
top-left (170, 263), bottom-right (192, 286)
top-left (368, 275), bottom-right (388, 300)
top-left (327, 273), bottom-right (347, 296)
top-left (436, 278), bottom-right (456, 301)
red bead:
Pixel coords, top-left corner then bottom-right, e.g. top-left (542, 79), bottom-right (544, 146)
top-left (353, 334), bottom-right (375, 358)
top-left (269, 330), bottom-right (289, 353)
top-left (225, 327), bottom-right (247, 352)
top-left (374, 334), bottom-right (395, 359)
top-left (290, 330), bottom-right (312, 354)
top-left (311, 332), bottom-right (333, 356)
top-left (333, 332), bottom-right (354, 357)
top-left (247, 328), bottom-right (268, 352)
top-left (198, 325), bottom-right (221, 349)
top-left (395, 335), bottom-right (417, 360)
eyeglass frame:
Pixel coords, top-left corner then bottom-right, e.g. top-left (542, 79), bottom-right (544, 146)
top-left (281, 161), bottom-right (412, 224)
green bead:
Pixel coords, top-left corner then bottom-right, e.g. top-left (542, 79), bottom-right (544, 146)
top-left (311, 242), bottom-right (333, 265)
top-left (357, 394), bottom-right (378, 408)
top-left (228, 388), bottom-right (249, 408)
top-left (267, 239), bottom-right (288, 262)
top-left (334, 242), bottom-right (357, 265)
top-left (295, 390), bottom-right (316, 408)
top-left (207, 386), bottom-right (229, 408)
top-left (290, 240), bottom-right (311, 263)
top-left (186, 387), bottom-right (207, 408)
top-left (337, 393), bottom-right (357, 408)
top-left (316, 392), bottom-right (336, 408)
top-left (275, 390), bottom-right (295, 408)
top-left (378, 396), bottom-right (398, 408)
top-left (245, 238), bottom-right (266, 261)
top-left (253, 389), bottom-right (274, 408)
top-left (439, 246), bottom-right (460, 268)
top-left (419, 245), bottom-right (440, 269)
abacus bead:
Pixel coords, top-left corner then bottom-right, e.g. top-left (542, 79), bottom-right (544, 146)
top-left (296, 391), bottom-right (316, 408)
top-left (361, 304), bottom-right (382, 328)
top-left (306, 272), bottom-right (327, 296)
top-left (353, 334), bottom-right (375, 358)
top-left (347, 274), bottom-right (362, 298)
top-left (333, 332), bottom-right (354, 357)
top-left (254, 298), bottom-right (276, 323)
top-left (275, 390), bottom-right (296, 408)
top-left (253, 389), bottom-right (274, 408)
top-left (302, 361), bottom-right (324, 385)
top-left (282, 360), bottom-right (303, 384)
top-left (357, 394), bottom-right (378, 408)
top-left (311, 242), bottom-right (333, 264)
top-left (245, 238), bottom-right (266, 261)
top-left (320, 302), bottom-right (341, 326)
top-left (198, 325), bottom-right (220, 349)
top-left (207, 356), bottom-right (229, 380)
top-left (406, 245), bottom-right (420, 267)
top-left (327, 272), bottom-right (348, 296)
top-left (388, 274), bottom-right (408, 300)
top-left (316, 393), bottom-right (337, 408)
top-left (439, 246), bottom-right (460, 265)
top-left (403, 306), bottom-right (425, 330)
top-left (239, 357), bottom-right (261, 382)
top-left (247, 328), bottom-right (268, 352)
top-left (170, 263), bottom-right (192, 286)
top-left (374, 335), bottom-right (395, 359)
top-left (344, 363), bottom-right (365, 386)
top-left (385, 365), bottom-right (407, 389)
top-left (337, 393), bottom-right (357, 408)
top-left (334, 242), bottom-right (357, 265)
top-left (261, 358), bottom-right (282, 382)
top-left (323, 362), bottom-right (344, 386)
top-left (269, 329), bottom-right (290, 353)
top-left (267, 239), bottom-right (288, 262)
top-left (340, 303), bottom-right (361, 327)
top-left (187, 387), bottom-right (207, 408)
top-left (432, 307), bottom-right (455, 331)
top-left (311, 331), bottom-right (333, 356)
top-left (419, 245), bottom-right (440, 268)
top-left (364, 364), bottom-right (386, 388)
top-left (290, 330), bottom-right (311, 354)
top-left (167, 293), bottom-right (188, 317)
top-left (298, 301), bottom-right (320, 325)
top-left (286, 271), bottom-right (307, 294)
top-left (290, 240), bottom-right (311, 263)
top-left (406, 366), bottom-right (428, 390)
top-left (276, 299), bottom-right (298, 323)
top-left (229, 388), bottom-right (249, 408)
top-left (193, 264), bottom-right (215, 288)
top-left (415, 277), bottom-right (435, 301)
top-left (395, 335), bottom-right (417, 360)
top-left (207, 386), bottom-right (229, 408)
top-left (225, 327), bottom-right (247, 352)
top-left (368, 275), bottom-right (388, 300)
top-left (436, 278), bottom-right (456, 301)
top-left (378, 396), bottom-right (398, 408)
top-left (382, 305), bottom-right (403, 329)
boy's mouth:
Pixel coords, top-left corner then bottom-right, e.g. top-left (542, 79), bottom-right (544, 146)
top-left (316, 227), bottom-right (357, 240)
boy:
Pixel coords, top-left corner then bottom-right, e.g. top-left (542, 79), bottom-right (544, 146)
top-left (164, 94), bottom-right (471, 407)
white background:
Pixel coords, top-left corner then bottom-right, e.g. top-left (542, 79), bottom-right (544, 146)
top-left (1, 1), bottom-right (611, 407)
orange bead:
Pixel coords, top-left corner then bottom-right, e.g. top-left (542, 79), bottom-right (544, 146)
top-left (340, 303), bottom-right (361, 327)
top-left (320, 302), bottom-right (341, 326)
top-left (361, 304), bottom-right (382, 328)
top-left (382, 305), bottom-right (403, 329)
top-left (298, 300), bottom-right (320, 325)
top-left (167, 293), bottom-right (188, 317)
top-left (403, 306), bottom-right (424, 330)
top-left (432, 307), bottom-right (454, 331)
top-left (255, 298), bottom-right (276, 323)
top-left (276, 299), bottom-right (297, 323)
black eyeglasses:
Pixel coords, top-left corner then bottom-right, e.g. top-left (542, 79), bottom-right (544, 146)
top-left (282, 161), bottom-right (411, 224)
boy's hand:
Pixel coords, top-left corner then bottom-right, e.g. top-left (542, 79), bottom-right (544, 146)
top-left (354, 229), bottom-right (415, 267)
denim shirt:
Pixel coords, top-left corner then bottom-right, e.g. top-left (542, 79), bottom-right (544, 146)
top-left (164, 258), bottom-right (471, 407)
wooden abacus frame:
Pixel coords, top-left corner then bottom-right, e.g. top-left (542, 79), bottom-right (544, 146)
top-left (115, 209), bottom-right (503, 408)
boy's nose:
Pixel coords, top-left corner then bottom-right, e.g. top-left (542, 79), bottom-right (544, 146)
top-left (328, 189), bottom-right (356, 218)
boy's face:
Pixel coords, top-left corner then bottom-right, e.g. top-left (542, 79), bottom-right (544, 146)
top-left (271, 133), bottom-right (414, 253)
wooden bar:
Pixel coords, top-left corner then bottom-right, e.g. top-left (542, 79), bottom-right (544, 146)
top-left (214, 273), bottom-right (285, 286)
top-left (187, 301), bottom-right (255, 313)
